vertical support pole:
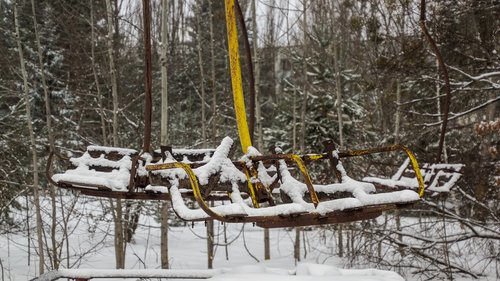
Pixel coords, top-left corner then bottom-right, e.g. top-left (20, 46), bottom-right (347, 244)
top-left (143, 0), bottom-right (153, 153)
top-left (224, 0), bottom-right (252, 153)
top-left (234, 0), bottom-right (256, 143)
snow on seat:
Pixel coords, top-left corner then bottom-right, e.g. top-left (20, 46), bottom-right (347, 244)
top-left (148, 137), bottom-right (249, 220)
top-left (148, 137), bottom-right (308, 221)
top-left (147, 137), bottom-right (422, 224)
top-left (172, 148), bottom-right (215, 163)
top-left (149, 137), bottom-right (247, 189)
top-left (270, 150), bottom-right (420, 216)
top-left (52, 146), bottom-right (138, 191)
top-left (362, 158), bottom-right (464, 193)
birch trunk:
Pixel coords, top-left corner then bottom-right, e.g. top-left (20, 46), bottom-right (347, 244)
top-left (252, 0), bottom-right (263, 150)
top-left (435, 59), bottom-right (448, 162)
top-left (196, 4), bottom-right (207, 147)
top-left (394, 79), bottom-right (403, 247)
top-left (251, 0), bottom-right (269, 260)
top-left (299, 0), bottom-right (308, 154)
top-left (31, 0), bottom-right (59, 270)
top-left (195, 4), bottom-right (212, 265)
top-left (209, 0), bottom-right (217, 146)
top-left (334, 43), bottom-right (344, 149)
top-left (394, 79), bottom-right (401, 143)
top-left (14, 4), bottom-right (45, 274)
top-left (105, 0), bottom-right (119, 147)
top-left (90, 0), bottom-right (107, 144)
top-left (295, 0), bottom-right (308, 261)
top-left (105, 0), bottom-right (125, 268)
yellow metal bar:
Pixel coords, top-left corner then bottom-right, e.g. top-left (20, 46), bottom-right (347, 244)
top-left (146, 162), bottom-right (226, 221)
top-left (338, 145), bottom-right (425, 197)
top-left (224, 0), bottom-right (252, 153)
top-left (242, 165), bottom-right (260, 208)
top-left (399, 146), bottom-right (425, 198)
top-left (290, 155), bottom-right (320, 207)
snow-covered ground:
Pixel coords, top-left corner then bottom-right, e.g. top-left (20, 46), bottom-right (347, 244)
top-left (0, 195), bottom-right (498, 280)
top-left (1, 214), bottom-right (402, 280)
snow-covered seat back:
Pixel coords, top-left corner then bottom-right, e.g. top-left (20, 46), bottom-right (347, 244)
top-left (363, 158), bottom-right (464, 193)
top-left (52, 146), bottom-right (138, 192)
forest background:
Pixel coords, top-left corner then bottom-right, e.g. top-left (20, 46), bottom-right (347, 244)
top-left (0, 0), bottom-right (498, 280)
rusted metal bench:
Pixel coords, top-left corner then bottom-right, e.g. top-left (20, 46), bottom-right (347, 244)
top-left (362, 158), bottom-right (464, 193)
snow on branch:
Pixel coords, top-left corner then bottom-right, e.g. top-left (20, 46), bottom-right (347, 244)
top-left (421, 96), bottom-right (500, 127)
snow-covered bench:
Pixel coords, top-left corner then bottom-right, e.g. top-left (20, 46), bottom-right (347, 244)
top-left (362, 158), bottom-right (464, 193)
top-left (51, 146), bottom-right (140, 192)
top-left (146, 137), bottom-right (422, 227)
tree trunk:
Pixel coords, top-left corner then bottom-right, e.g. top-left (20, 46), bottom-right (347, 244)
top-left (208, 0), bottom-right (217, 146)
top-left (14, 4), bottom-right (44, 274)
top-left (300, 0), bottom-right (308, 153)
top-left (294, 228), bottom-right (301, 263)
top-left (435, 59), bottom-right (448, 162)
top-left (31, 0), bottom-right (58, 270)
top-left (394, 79), bottom-right (401, 143)
top-left (160, 0), bottom-right (169, 146)
top-left (251, 0), bottom-right (269, 260)
top-left (338, 225), bottom-right (344, 257)
top-left (295, 1), bottom-right (308, 262)
top-left (160, 0), bottom-right (170, 269)
top-left (160, 202), bottom-right (169, 269)
top-left (90, 0), bottom-right (107, 144)
top-left (196, 3), bottom-right (207, 147)
top-left (105, 0), bottom-right (125, 269)
top-left (334, 42), bottom-right (344, 149)
top-left (110, 199), bottom-right (125, 268)
top-left (394, 79), bottom-right (403, 252)
top-left (207, 219), bottom-right (214, 269)
top-left (105, 0), bottom-right (119, 147)
top-left (252, 0), bottom-right (263, 150)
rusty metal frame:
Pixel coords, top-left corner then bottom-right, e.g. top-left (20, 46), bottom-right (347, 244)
top-left (249, 144), bottom-right (425, 198)
top-left (241, 165), bottom-right (261, 208)
top-left (144, 159), bottom-right (410, 228)
top-left (146, 162), bottom-right (235, 222)
top-left (47, 151), bottom-right (170, 201)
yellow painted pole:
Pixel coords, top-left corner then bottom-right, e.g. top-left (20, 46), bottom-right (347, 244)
top-left (224, 0), bottom-right (252, 153)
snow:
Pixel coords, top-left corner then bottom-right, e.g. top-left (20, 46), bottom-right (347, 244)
top-left (173, 148), bottom-right (216, 156)
top-left (2, 193), bottom-right (408, 281)
top-left (87, 145), bottom-right (138, 155)
top-left (207, 263), bottom-right (405, 281)
top-left (2, 194), bottom-right (498, 281)
top-left (53, 137), bottom-right (422, 222)
top-left (193, 137), bottom-right (246, 186)
top-left (363, 158), bottom-right (464, 193)
top-left (159, 139), bottom-right (420, 221)
top-left (168, 183), bottom-right (247, 221)
top-left (275, 152), bottom-right (420, 215)
top-left (36, 268), bottom-right (220, 281)
top-left (52, 150), bottom-right (133, 191)
top-left (151, 137), bottom-right (247, 185)
top-left (35, 264), bottom-right (405, 281)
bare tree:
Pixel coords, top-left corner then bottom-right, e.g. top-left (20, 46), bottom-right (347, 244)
top-left (14, 2), bottom-right (45, 274)
top-left (30, 0), bottom-right (59, 270)
top-left (105, 0), bottom-right (125, 269)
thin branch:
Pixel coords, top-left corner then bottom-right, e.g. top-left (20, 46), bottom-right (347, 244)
top-left (421, 96), bottom-right (500, 127)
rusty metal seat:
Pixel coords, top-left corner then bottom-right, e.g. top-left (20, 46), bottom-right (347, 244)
top-left (145, 137), bottom-right (425, 228)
